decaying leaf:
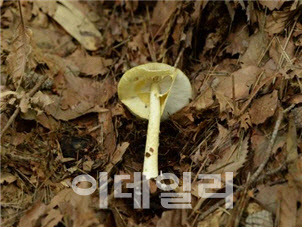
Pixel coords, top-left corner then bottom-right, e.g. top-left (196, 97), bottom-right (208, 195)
top-left (245, 210), bottom-right (273, 227)
top-left (249, 90), bottom-right (278, 125)
top-left (44, 73), bottom-right (116, 121)
top-left (215, 66), bottom-right (262, 102)
top-left (0, 173), bottom-right (17, 184)
top-left (52, 0), bottom-right (102, 51)
top-left (66, 49), bottom-right (112, 76)
top-left (206, 135), bottom-right (249, 176)
top-left (6, 25), bottom-right (32, 88)
top-left (105, 142), bottom-right (129, 173)
top-left (240, 31), bottom-right (269, 66)
top-left (259, 0), bottom-right (286, 11)
top-left (19, 201), bottom-right (47, 227)
top-left (156, 209), bottom-right (188, 227)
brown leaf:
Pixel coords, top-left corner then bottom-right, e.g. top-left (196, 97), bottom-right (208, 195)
top-left (66, 49), bottom-right (112, 76)
top-left (269, 36), bottom-right (295, 66)
top-left (98, 111), bottom-right (116, 158)
top-left (52, 0), bottom-right (102, 51)
top-left (259, 0), bottom-right (286, 10)
top-left (207, 135), bottom-right (249, 176)
top-left (156, 209), bottom-right (188, 227)
top-left (245, 210), bottom-right (273, 227)
top-left (249, 90), bottom-right (278, 125)
top-left (151, 0), bottom-right (178, 27)
top-left (41, 209), bottom-right (63, 227)
top-left (0, 173), bottom-right (17, 184)
top-left (33, 1), bottom-right (57, 16)
top-left (197, 209), bottom-right (224, 227)
top-left (192, 87), bottom-right (214, 111)
top-left (240, 31), bottom-right (269, 66)
top-left (6, 25), bottom-right (32, 88)
top-left (105, 142), bottom-right (129, 173)
top-left (226, 24), bottom-right (250, 55)
top-left (46, 188), bottom-right (99, 227)
top-left (278, 185), bottom-right (299, 226)
top-left (215, 66), bottom-right (262, 101)
top-left (19, 201), bottom-right (47, 227)
top-left (266, 9), bottom-right (291, 35)
top-left (44, 73), bottom-right (116, 121)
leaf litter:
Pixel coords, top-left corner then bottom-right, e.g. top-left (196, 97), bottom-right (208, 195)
top-left (0, 0), bottom-right (302, 227)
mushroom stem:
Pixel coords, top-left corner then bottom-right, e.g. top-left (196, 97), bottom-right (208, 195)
top-left (143, 82), bottom-right (161, 179)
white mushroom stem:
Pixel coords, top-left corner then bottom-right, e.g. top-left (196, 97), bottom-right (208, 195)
top-left (143, 83), bottom-right (161, 179)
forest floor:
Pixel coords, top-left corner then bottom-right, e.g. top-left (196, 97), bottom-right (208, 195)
top-left (0, 0), bottom-right (302, 227)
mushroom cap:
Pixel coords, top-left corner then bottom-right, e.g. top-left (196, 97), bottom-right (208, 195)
top-left (118, 63), bottom-right (192, 120)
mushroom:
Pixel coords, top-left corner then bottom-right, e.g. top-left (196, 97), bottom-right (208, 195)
top-left (118, 63), bottom-right (192, 179)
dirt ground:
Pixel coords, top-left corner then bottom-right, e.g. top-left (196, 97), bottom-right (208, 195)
top-left (0, 0), bottom-right (302, 227)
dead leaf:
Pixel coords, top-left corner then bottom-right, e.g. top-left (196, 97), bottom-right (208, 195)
top-left (215, 66), bottom-right (262, 101)
top-left (245, 210), bottom-right (273, 227)
top-left (197, 209), bottom-right (224, 227)
top-left (0, 173), bottom-right (17, 184)
top-left (44, 73), bottom-right (116, 121)
top-left (66, 49), bottom-right (112, 76)
top-left (33, 1), bottom-right (57, 16)
top-left (192, 87), bottom-right (214, 111)
top-left (156, 209), bottom-right (188, 227)
top-left (269, 36), bottom-right (295, 67)
top-left (46, 187), bottom-right (99, 227)
top-left (6, 25), bottom-right (32, 88)
top-left (249, 90), bottom-right (278, 125)
top-left (31, 91), bottom-right (54, 108)
top-left (226, 24), bottom-right (249, 55)
top-left (52, 0), bottom-right (102, 51)
top-left (19, 201), bottom-right (47, 227)
top-left (278, 185), bottom-right (299, 227)
top-left (98, 111), bottom-right (116, 158)
top-left (41, 209), bottom-right (63, 227)
top-left (266, 9), bottom-right (291, 35)
top-left (105, 142), bottom-right (129, 173)
top-left (259, 0), bottom-right (286, 10)
top-left (207, 135), bottom-right (249, 175)
top-left (151, 0), bottom-right (178, 27)
top-left (240, 31), bottom-right (269, 66)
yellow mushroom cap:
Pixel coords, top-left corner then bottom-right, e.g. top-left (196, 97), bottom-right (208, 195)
top-left (118, 63), bottom-right (192, 120)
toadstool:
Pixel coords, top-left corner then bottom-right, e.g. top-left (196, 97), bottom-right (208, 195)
top-left (118, 63), bottom-right (192, 179)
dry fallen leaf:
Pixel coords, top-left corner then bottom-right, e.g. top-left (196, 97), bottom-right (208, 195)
top-left (44, 73), bottom-right (116, 121)
top-left (240, 31), bottom-right (269, 66)
top-left (52, 0), bottom-right (102, 51)
top-left (0, 173), bottom-right (17, 184)
top-left (245, 210), bottom-right (273, 227)
top-left (226, 24), bottom-right (250, 55)
top-left (19, 201), bottom-right (47, 227)
top-left (6, 25), bottom-right (32, 88)
top-left (197, 209), bottom-right (224, 227)
top-left (98, 111), bottom-right (116, 158)
top-left (105, 142), bottom-right (129, 173)
top-left (207, 135), bottom-right (249, 176)
top-left (156, 209), bottom-right (188, 227)
top-left (249, 90), bottom-right (278, 125)
top-left (66, 49), bottom-right (112, 76)
top-left (192, 87), bottom-right (214, 111)
top-left (215, 65), bottom-right (262, 101)
top-left (259, 0), bottom-right (286, 11)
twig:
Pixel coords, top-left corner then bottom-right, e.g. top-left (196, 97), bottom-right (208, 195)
top-left (174, 46), bottom-right (185, 68)
top-left (0, 75), bottom-right (48, 138)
